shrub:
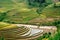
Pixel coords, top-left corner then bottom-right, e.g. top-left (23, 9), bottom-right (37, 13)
top-left (49, 32), bottom-right (60, 40)
top-left (0, 37), bottom-right (4, 40)
top-left (0, 12), bottom-right (7, 21)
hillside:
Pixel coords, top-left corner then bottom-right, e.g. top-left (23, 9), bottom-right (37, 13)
top-left (0, 0), bottom-right (40, 24)
top-left (0, 0), bottom-right (60, 25)
top-left (42, 2), bottom-right (60, 18)
top-left (0, 0), bottom-right (14, 12)
top-left (28, 2), bottom-right (60, 25)
top-left (0, 0), bottom-right (60, 40)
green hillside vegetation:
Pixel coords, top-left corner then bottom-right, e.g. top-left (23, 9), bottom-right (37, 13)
top-left (28, 2), bottom-right (60, 26)
top-left (0, 0), bottom-right (39, 24)
top-left (0, 0), bottom-right (59, 25)
top-left (42, 2), bottom-right (60, 18)
top-left (0, 0), bottom-right (14, 12)
top-left (2, 8), bottom-right (39, 23)
top-left (0, 0), bottom-right (53, 24)
top-left (37, 2), bottom-right (60, 26)
top-left (35, 2), bottom-right (60, 40)
top-left (0, 0), bottom-right (54, 24)
top-left (0, 0), bottom-right (60, 40)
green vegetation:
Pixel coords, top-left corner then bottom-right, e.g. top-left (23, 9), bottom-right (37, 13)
top-left (36, 2), bottom-right (60, 40)
top-left (33, 2), bottom-right (60, 26)
top-left (0, 22), bottom-right (18, 30)
top-left (0, 12), bottom-right (6, 21)
top-left (42, 2), bottom-right (60, 18)
top-left (0, 36), bottom-right (5, 40)
top-left (0, 0), bottom-right (14, 12)
top-left (0, 0), bottom-right (60, 40)
top-left (2, 9), bottom-right (39, 23)
top-left (0, 0), bottom-right (56, 24)
top-left (47, 18), bottom-right (60, 40)
top-left (0, 22), bottom-right (10, 28)
top-left (49, 31), bottom-right (60, 40)
top-left (36, 32), bottom-right (51, 40)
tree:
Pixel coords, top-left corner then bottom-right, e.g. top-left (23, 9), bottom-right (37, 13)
top-left (28, 0), bottom-right (46, 7)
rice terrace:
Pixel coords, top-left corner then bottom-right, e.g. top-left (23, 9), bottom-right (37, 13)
top-left (0, 0), bottom-right (60, 40)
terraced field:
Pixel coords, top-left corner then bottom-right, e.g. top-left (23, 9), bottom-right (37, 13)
top-left (0, 0), bottom-right (60, 25)
top-left (0, 0), bottom-right (14, 12)
top-left (0, 0), bottom-right (60, 40)
top-left (0, 0), bottom-right (39, 23)
top-left (28, 2), bottom-right (60, 25)
top-left (0, 22), bottom-right (57, 40)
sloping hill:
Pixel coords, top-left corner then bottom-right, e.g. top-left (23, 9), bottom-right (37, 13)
top-left (28, 2), bottom-right (60, 25)
top-left (0, 0), bottom-right (39, 23)
top-left (0, 0), bottom-right (14, 12)
top-left (0, 0), bottom-right (60, 25)
top-left (42, 2), bottom-right (60, 18)
top-left (3, 8), bottom-right (38, 23)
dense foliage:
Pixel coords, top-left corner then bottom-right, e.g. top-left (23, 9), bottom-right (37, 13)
top-left (0, 12), bottom-right (6, 21)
